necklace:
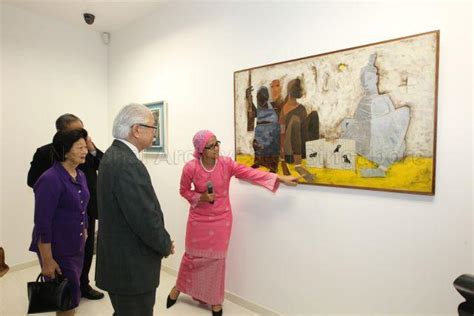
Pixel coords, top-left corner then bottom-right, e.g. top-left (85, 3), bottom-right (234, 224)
top-left (200, 158), bottom-right (216, 172)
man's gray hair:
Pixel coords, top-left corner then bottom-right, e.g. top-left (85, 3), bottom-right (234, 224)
top-left (112, 103), bottom-right (151, 139)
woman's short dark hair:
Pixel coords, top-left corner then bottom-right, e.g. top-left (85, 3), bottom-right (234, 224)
top-left (52, 128), bottom-right (88, 162)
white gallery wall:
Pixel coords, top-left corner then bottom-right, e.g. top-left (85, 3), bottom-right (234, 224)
top-left (108, 1), bottom-right (472, 315)
top-left (0, 0), bottom-right (472, 315)
top-left (0, 4), bottom-right (108, 265)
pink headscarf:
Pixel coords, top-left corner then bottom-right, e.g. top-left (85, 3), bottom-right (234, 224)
top-left (192, 130), bottom-right (216, 159)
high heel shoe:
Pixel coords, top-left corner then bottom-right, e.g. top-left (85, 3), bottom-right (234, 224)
top-left (166, 295), bottom-right (177, 308)
top-left (166, 287), bottom-right (179, 309)
top-left (211, 307), bottom-right (223, 316)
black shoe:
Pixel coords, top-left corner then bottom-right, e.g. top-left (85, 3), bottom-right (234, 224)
top-left (166, 295), bottom-right (177, 308)
top-left (81, 286), bottom-right (105, 300)
top-left (212, 308), bottom-right (223, 316)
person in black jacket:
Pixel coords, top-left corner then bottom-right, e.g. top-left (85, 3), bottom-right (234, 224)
top-left (27, 113), bottom-right (104, 301)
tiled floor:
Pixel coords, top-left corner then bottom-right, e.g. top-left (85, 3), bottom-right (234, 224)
top-left (0, 259), bottom-right (257, 316)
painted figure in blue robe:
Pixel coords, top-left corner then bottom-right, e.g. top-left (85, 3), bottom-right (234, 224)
top-left (249, 86), bottom-right (280, 172)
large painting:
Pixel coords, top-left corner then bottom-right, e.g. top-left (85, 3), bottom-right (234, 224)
top-left (234, 31), bottom-right (439, 195)
top-left (144, 101), bottom-right (167, 155)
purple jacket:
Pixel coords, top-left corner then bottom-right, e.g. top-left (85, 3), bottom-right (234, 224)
top-left (29, 161), bottom-right (90, 257)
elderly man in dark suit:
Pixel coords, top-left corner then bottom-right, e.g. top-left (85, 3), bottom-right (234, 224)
top-left (27, 113), bottom-right (105, 300)
top-left (96, 103), bottom-right (174, 316)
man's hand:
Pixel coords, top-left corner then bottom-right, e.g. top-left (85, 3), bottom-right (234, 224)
top-left (86, 136), bottom-right (96, 153)
top-left (165, 241), bottom-right (175, 258)
top-left (170, 241), bottom-right (175, 255)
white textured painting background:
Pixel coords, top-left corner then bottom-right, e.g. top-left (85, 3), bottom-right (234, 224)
top-left (235, 33), bottom-right (437, 157)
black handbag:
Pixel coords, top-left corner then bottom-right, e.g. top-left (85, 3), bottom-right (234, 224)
top-left (27, 273), bottom-right (72, 314)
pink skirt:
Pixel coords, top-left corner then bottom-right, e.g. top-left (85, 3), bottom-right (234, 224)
top-left (176, 253), bottom-right (226, 305)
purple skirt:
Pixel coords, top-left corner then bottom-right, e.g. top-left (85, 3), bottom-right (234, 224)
top-left (38, 249), bottom-right (84, 309)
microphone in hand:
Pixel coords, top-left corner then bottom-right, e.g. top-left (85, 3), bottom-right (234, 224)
top-left (206, 181), bottom-right (214, 204)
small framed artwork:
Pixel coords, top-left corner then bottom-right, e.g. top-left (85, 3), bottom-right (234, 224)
top-left (144, 101), bottom-right (167, 155)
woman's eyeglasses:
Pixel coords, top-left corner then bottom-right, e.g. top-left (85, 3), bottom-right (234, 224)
top-left (204, 141), bottom-right (221, 150)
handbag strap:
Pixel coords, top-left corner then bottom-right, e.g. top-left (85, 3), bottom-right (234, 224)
top-left (35, 273), bottom-right (45, 283)
top-left (36, 273), bottom-right (64, 283)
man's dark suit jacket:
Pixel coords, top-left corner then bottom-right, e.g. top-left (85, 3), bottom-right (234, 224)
top-left (27, 144), bottom-right (103, 219)
top-left (95, 140), bottom-right (172, 295)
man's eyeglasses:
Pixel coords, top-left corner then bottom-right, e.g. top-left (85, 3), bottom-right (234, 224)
top-left (133, 123), bottom-right (158, 131)
top-left (204, 141), bottom-right (221, 150)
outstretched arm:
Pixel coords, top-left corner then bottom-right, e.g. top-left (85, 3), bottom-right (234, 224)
top-left (277, 174), bottom-right (300, 186)
top-left (228, 157), bottom-right (299, 192)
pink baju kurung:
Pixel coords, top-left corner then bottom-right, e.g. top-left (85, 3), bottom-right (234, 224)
top-left (176, 156), bottom-right (279, 305)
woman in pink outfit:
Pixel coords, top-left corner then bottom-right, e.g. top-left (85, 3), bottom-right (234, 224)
top-left (167, 130), bottom-right (299, 316)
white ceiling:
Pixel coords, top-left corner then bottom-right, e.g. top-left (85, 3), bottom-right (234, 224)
top-left (2, 0), bottom-right (164, 32)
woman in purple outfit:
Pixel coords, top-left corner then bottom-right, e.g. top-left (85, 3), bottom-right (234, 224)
top-left (29, 128), bottom-right (90, 315)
